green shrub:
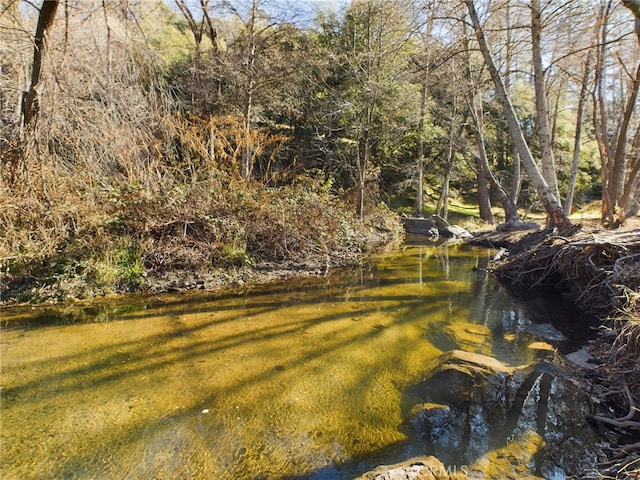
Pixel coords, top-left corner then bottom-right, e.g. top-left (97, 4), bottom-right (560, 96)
top-left (222, 243), bottom-right (253, 268)
top-left (94, 237), bottom-right (145, 291)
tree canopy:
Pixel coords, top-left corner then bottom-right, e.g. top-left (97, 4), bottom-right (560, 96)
top-left (2, 0), bottom-right (640, 279)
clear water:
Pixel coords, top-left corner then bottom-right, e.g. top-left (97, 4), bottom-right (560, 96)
top-left (0, 242), bottom-right (591, 480)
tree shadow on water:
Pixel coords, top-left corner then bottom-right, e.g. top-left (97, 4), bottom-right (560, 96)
top-left (2, 276), bottom-right (459, 479)
top-left (2, 245), bottom-right (513, 480)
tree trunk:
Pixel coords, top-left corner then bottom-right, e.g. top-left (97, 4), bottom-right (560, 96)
top-left (464, 0), bottom-right (573, 232)
top-left (436, 101), bottom-right (457, 221)
top-left (531, 0), bottom-right (561, 207)
top-left (613, 61), bottom-right (640, 219)
top-left (594, 2), bottom-right (640, 224)
top-left (565, 55), bottom-right (591, 215)
top-left (436, 163), bottom-right (451, 221)
top-left (356, 128), bottom-right (370, 221)
top-left (415, 78), bottom-right (428, 217)
top-left (469, 90), bottom-right (518, 224)
top-left (608, 61), bottom-right (640, 210)
top-left (504, 1), bottom-right (521, 207)
top-left (241, 79), bottom-right (253, 179)
top-left (620, 122), bottom-right (640, 216)
top-left (21, 0), bottom-right (59, 129)
top-left (628, 172), bottom-right (640, 217)
top-left (593, 2), bottom-right (616, 223)
top-left (510, 148), bottom-right (521, 205)
top-left (241, 2), bottom-right (258, 180)
top-left (476, 155), bottom-right (494, 223)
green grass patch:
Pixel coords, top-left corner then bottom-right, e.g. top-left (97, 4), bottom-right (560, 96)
top-left (94, 237), bottom-right (145, 292)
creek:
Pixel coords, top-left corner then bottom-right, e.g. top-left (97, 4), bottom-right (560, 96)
top-left (0, 241), bottom-right (600, 479)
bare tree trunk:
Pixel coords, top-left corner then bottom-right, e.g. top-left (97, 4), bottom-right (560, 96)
top-left (414, 7), bottom-right (437, 217)
top-left (593, 2), bottom-right (616, 222)
top-left (613, 62), bottom-right (640, 218)
top-left (594, 2), bottom-right (640, 224)
top-left (565, 55), bottom-right (591, 215)
top-left (356, 125), bottom-right (371, 221)
top-left (510, 148), bottom-right (521, 205)
top-left (621, 122), bottom-right (640, 216)
top-left (357, 102), bottom-right (374, 221)
top-left (469, 90), bottom-right (518, 224)
top-left (531, 0), bottom-right (561, 207)
top-left (436, 102), bottom-right (458, 221)
top-left (436, 161), bottom-right (451, 220)
top-left (464, 0), bottom-right (573, 231)
top-left (504, 1), bottom-right (521, 207)
top-left (628, 170), bottom-right (640, 217)
top-left (241, 1), bottom-right (258, 180)
top-left (475, 155), bottom-right (494, 223)
top-left (550, 81), bottom-right (563, 149)
top-left (241, 72), bottom-right (254, 179)
top-left (608, 61), bottom-right (640, 210)
top-left (21, 0), bottom-right (59, 130)
top-left (415, 78), bottom-right (428, 217)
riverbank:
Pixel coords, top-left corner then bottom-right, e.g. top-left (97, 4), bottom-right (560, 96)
top-left (1, 176), bottom-right (405, 306)
top-left (469, 224), bottom-right (640, 478)
top-left (0, 219), bottom-right (402, 305)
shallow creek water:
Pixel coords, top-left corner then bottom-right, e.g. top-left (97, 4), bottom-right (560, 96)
top-left (1, 242), bottom-right (596, 480)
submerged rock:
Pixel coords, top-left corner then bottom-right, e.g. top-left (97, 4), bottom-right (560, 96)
top-left (408, 351), bottom-right (518, 464)
top-left (409, 402), bottom-right (466, 457)
top-left (442, 323), bottom-right (493, 355)
top-left (540, 375), bottom-right (601, 476)
top-left (564, 348), bottom-right (598, 369)
top-left (405, 350), bottom-right (600, 477)
top-left (525, 323), bottom-right (568, 342)
top-left (528, 341), bottom-right (556, 352)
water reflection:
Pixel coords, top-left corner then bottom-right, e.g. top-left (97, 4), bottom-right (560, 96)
top-left (0, 243), bottom-right (594, 479)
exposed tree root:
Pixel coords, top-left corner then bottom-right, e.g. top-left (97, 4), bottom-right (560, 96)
top-left (493, 228), bottom-right (640, 316)
top-left (590, 385), bottom-right (640, 430)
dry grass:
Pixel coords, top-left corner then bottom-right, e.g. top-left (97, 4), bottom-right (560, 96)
top-left (0, 7), bottom-right (403, 304)
top-left (0, 153), bottom-right (393, 302)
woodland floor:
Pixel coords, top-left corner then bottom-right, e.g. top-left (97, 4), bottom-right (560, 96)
top-left (469, 221), bottom-right (640, 479)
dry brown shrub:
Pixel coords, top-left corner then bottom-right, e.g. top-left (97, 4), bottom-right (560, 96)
top-left (0, 3), bottom-right (399, 303)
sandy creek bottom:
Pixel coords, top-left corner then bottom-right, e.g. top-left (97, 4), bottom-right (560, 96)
top-left (0, 242), bottom-right (597, 479)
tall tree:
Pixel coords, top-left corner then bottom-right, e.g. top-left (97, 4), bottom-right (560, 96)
top-left (461, 29), bottom-right (517, 224)
top-left (334, 0), bottom-right (414, 219)
top-left (464, 0), bottom-right (574, 231)
top-left (565, 53), bottom-right (593, 215)
top-left (531, 0), bottom-right (561, 208)
top-left (594, 0), bottom-right (640, 225)
top-left (410, 0), bottom-right (440, 217)
top-left (216, 0), bottom-right (309, 179)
